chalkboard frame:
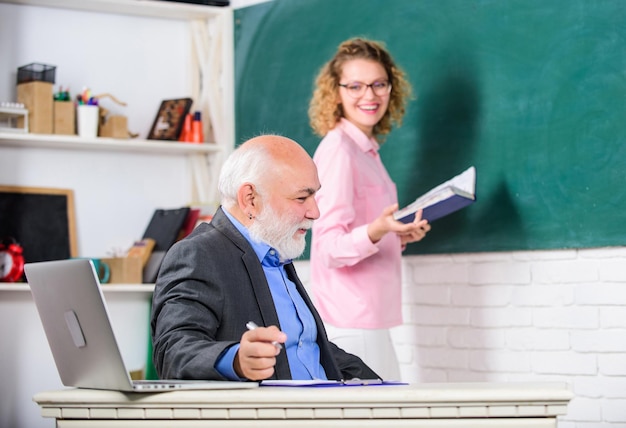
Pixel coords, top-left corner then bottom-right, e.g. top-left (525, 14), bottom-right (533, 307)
top-left (0, 185), bottom-right (77, 263)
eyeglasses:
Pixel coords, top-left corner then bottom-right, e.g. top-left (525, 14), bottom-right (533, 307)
top-left (338, 80), bottom-right (392, 98)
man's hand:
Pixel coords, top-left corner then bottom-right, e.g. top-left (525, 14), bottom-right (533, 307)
top-left (234, 325), bottom-right (286, 380)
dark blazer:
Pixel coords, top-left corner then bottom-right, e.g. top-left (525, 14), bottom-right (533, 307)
top-left (151, 207), bottom-right (378, 381)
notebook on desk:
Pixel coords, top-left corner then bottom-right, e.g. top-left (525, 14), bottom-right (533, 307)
top-left (24, 259), bottom-right (257, 392)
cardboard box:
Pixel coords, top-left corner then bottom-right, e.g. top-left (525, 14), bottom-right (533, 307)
top-left (16, 81), bottom-right (53, 134)
top-left (99, 115), bottom-right (128, 139)
top-left (126, 238), bottom-right (155, 267)
top-left (102, 257), bottom-right (143, 284)
top-left (53, 101), bottom-right (75, 135)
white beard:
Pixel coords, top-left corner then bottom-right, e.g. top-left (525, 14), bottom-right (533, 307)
top-left (248, 202), bottom-right (311, 262)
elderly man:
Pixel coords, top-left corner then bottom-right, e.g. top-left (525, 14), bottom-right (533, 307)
top-left (151, 135), bottom-right (378, 382)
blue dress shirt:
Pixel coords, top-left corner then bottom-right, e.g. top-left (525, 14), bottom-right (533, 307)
top-left (215, 210), bottom-right (327, 380)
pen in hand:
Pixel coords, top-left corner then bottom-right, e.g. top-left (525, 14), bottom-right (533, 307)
top-left (246, 321), bottom-right (283, 350)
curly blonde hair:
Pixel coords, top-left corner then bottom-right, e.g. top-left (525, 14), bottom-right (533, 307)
top-left (308, 37), bottom-right (412, 142)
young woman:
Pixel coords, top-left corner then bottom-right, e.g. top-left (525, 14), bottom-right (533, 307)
top-left (308, 37), bottom-right (431, 380)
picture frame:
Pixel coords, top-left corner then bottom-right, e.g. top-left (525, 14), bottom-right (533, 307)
top-left (147, 98), bottom-right (193, 140)
top-left (0, 185), bottom-right (77, 264)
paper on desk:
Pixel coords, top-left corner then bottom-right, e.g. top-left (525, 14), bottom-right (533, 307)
top-left (259, 379), bottom-right (407, 387)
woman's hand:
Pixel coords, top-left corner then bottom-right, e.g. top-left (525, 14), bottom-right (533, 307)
top-left (367, 204), bottom-right (431, 244)
top-left (398, 210), bottom-right (431, 245)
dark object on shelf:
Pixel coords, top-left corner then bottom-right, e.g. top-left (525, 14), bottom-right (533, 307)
top-left (0, 186), bottom-right (77, 265)
top-left (17, 63), bottom-right (56, 85)
top-left (142, 207), bottom-right (190, 252)
top-left (141, 207), bottom-right (190, 283)
top-left (162, 0), bottom-right (229, 6)
top-left (147, 98), bottom-right (193, 141)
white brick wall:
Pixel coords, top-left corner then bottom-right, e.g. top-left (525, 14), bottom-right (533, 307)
top-left (295, 245), bottom-right (626, 427)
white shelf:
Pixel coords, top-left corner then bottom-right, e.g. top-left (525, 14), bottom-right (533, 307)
top-left (0, 132), bottom-right (221, 155)
top-left (0, 0), bottom-right (230, 20)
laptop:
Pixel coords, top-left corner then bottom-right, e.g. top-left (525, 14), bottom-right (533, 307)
top-left (24, 258), bottom-right (257, 392)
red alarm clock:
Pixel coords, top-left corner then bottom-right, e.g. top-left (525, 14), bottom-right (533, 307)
top-left (0, 237), bottom-right (25, 282)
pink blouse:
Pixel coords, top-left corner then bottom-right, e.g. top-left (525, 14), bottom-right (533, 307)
top-left (310, 119), bottom-right (403, 329)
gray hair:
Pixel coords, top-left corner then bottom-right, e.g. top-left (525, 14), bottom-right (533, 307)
top-left (218, 142), bottom-right (272, 209)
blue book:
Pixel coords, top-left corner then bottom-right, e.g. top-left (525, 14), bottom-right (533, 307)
top-left (394, 166), bottom-right (476, 224)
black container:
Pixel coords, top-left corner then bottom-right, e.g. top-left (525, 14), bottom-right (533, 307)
top-left (17, 63), bottom-right (56, 85)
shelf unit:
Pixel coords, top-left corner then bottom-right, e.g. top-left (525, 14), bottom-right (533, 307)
top-left (0, 0), bottom-right (235, 204)
top-left (0, 131), bottom-right (221, 155)
top-left (0, 4), bottom-right (235, 427)
top-left (0, 0), bottom-right (237, 260)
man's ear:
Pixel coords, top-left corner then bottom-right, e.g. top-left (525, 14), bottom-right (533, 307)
top-left (237, 182), bottom-right (257, 214)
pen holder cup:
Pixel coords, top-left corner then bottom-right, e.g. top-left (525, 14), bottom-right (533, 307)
top-left (77, 105), bottom-right (99, 138)
top-left (54, 101), bottom-right (75, 135)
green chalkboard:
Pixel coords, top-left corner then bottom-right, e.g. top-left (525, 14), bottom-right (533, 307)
top-left (235, 0), bottom-right (626, 255)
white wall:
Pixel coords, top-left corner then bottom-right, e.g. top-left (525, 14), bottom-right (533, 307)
top-left (296, 247), bottom-right (626, 427)
top-left (0, 4), bottom-right (192, 140)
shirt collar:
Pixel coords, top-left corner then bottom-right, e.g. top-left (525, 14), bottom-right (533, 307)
top-left (222, 208), bottom-right (290, 267)
top-left (262, 248), bottom-right (285, 267)
top-left (338, 118), bottom-right (380, 154)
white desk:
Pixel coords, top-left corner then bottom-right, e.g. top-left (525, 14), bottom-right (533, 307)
top-left (34, 382), bottom-right (572, 427)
